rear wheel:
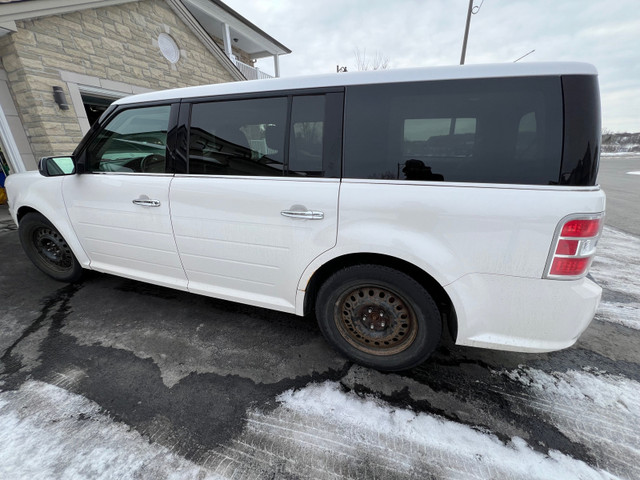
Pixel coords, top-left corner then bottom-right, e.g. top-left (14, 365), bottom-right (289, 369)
top-left (316, 265), bottom-right (441, 371)
top-left (18, 212), bottom-right (82, 282)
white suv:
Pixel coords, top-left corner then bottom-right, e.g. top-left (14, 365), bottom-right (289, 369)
top-left (6, 62), bottom-right (605, 370)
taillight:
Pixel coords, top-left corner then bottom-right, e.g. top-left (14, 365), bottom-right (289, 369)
top-left (544, 214), bottom-right (603, 279)
top-left (560, 219), bottom-right (601, 238)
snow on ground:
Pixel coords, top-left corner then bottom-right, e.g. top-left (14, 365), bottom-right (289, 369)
top-left (496, 366), bottom-right (640, 480)
top-left (600, 152), bottom-right (640, 157)
top-left (201, 382), bottom-right (616, 480)
top-left (590, 226), bottom-right (640, 329)
top-left (0, 381), bottom-right (222, 480)
top-left (2, 379), bottom-right (621, 479)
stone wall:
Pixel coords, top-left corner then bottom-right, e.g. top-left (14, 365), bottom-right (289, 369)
top-left (0, 0), bottom-right (239, 160)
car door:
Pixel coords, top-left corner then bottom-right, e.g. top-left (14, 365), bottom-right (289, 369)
top-left (63, 103), bottom-right (188, 290)
top-left (170, 92), bottom-right (343, 312)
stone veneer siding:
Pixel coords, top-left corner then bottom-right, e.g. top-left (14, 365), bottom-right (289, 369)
top-left (0, 0), bottom-right (238, 160)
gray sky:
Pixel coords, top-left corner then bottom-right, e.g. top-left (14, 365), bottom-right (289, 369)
top-left (225, 0), bottom-right (640, 132)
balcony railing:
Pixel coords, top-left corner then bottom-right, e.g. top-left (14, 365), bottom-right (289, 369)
top-left (232, 58), bottom-right (273, 80)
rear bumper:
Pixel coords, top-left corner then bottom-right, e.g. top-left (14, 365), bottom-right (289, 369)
top-left (445, 274), bottom-right (601, 352)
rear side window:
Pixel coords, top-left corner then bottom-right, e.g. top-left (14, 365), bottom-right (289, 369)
top-left (289, 95), bottom-right (325, 176)
top-left (189, 97), bottom-right (288, 176)
top-left (187, 93), bottom-right (342, 177)
top-left (343, 77), bottom-right (563, 185)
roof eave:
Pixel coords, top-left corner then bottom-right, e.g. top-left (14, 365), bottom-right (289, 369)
top-left (206, 0), bottom-right (291, 55)
top-left (0, 0), bottom-right (139, 23)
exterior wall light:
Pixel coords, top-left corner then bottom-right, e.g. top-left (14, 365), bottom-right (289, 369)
top-left (53, 86), bottom-right (69, 110)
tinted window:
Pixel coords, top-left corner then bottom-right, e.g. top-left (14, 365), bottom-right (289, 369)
top-left (289, 95), bottom-right (325, 176)
top-left (343, 78), bottom-right (563, 185)
top-left (86, 105), bottom-right (171, 173)
top-left (189, 97), bottom-right (288, 176)
top-left (560, 75), bottom-right (601, 186)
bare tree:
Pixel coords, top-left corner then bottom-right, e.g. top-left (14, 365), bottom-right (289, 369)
top-left (354, 48), bottom-right (390, 71)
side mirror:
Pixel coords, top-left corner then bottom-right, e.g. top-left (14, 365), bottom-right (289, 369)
top-left (38, 156), bottom-right (75, 177)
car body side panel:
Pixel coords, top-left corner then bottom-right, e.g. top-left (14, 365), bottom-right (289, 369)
top-left (170, 176), bottom-right (339, 313)
top-left (62, 173), bottom-right (188, 290)
top-left (5, 171), bottom-right (91, 267)
top-left (296, 181), bottom-right (605, 317)
top-left (339, 181), bottom-right (604, 280)
top-left (446, 273), bottom-right (601, 351)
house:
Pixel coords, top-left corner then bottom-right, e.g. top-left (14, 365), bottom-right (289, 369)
top-left (0, 0), bottom-right (290, 173)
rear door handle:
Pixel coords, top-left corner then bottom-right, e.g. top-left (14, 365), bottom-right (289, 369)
top-left (280, 209), bottom-right (324, 220)
top-left (132, 197), bottom-right (161, 207)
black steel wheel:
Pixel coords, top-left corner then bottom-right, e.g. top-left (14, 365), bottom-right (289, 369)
top-left (316, 265), bottom-right (442, 371)
top-left (18, 212), bottom-right (83, 282)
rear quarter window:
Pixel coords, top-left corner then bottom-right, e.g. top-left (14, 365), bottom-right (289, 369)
top-left (560, 75), bottom-right (601, 186)
top-left (343, 77), bottom-right (564, 185)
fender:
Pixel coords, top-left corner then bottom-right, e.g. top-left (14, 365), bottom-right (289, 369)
top-left (294, 231), bottom-right (459, 316)
top-left (6, 172), bottom-right (91, 267)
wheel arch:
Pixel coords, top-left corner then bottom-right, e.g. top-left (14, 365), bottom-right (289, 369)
top-left (303, 252), bottom-right (458, 342)
top-left (16, 205), bottom-right (39, 224)
top-left (16, 205), bottom-right (90, 268)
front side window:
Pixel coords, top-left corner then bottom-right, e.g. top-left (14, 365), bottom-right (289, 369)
top-left (85, 105), bottom-right (171, 173)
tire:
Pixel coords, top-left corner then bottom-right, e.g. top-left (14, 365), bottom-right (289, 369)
top-left (18, 212), bottom-right (83, 283)
top-left (315, 265), bottom-right (442, 371)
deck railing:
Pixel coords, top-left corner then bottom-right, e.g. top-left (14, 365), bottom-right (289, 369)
top-left (232, 58), bottom-right (273, 80)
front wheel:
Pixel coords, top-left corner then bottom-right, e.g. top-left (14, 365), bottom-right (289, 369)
top-left (18, 212), bottom-right (83, 282)
top-left (315, 265), bottom-right (442, 371)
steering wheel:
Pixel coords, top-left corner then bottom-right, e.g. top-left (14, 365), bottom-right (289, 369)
top-left (140, 154), bottom-right (166, 173)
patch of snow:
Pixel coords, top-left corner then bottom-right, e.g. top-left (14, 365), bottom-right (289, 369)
top-left (600, 152), bottom-right (640, 157)
top-left (0, 381), bottom-right (223, 480)
top-left (501, 367), bottom-right (640, 416)
top-left (627, 171), bottom-right (640, 175)
top-left (590, 226), bottom-right (640, 330)
top-left (497, 366), bottom-right (640, 479)
top-left (257, 381), bottom-right (615, 479)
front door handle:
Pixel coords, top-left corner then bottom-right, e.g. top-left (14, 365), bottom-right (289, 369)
top-left (132, 197), bottom-right (161, 207)
top-left (281, 209), bottom-right (324, 220)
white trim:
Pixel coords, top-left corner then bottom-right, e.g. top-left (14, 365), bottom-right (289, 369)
top-left (0, 21), bottom-right (17, 33)
top-left (223, 23), bottom-right (233, 58)
top-left (76, 85), bottom-right (131, 99)
top-left (273, 54), bottom-right (280, 78)
top-left (182, 0), bottom-right (290, 56)
top-left (0, 0), bottom-right (138, 23)
top-left (0, 102), bottom-right (26, 173)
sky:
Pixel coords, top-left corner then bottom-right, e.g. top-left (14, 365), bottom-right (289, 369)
top-left (224, 0), bottom-right (640, 133)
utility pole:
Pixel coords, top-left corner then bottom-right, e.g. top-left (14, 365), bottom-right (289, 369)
top-left (460, 0), bottom-right (473, 65)
top-left (460, 0), bottom-right (484, 65)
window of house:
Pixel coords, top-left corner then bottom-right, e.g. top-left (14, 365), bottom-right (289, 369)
top-left (85, 105), bottom-right (171, 173)
top-left (82, 93), bottom-right (116, 126)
